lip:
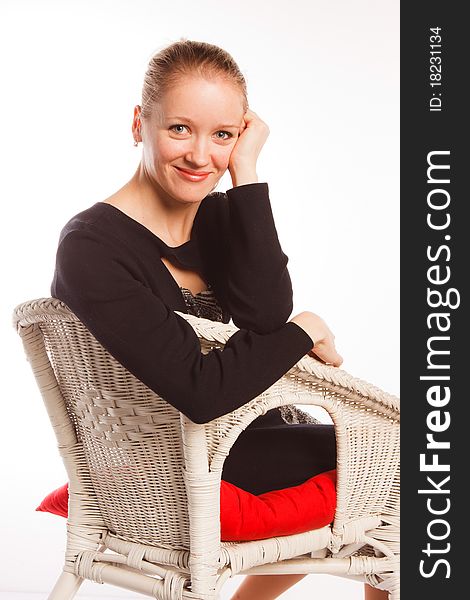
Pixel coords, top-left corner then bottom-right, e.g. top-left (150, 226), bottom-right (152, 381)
top-left (174, 166), bottom-right (211, 182)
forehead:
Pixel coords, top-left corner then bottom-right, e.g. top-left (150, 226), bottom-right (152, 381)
top-left (156, 77), bottom-right (244, 124)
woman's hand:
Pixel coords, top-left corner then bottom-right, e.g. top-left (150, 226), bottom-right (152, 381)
top-left (228, 108), bottom-right (270, 187)
top-left (289, 311), bottom-right (343, 367)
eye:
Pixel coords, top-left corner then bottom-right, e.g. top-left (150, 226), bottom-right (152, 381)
top-left (215, 131), bottom-right (233, 140)
top-left (170, 124), bottom-right (189, 134)
top-left (169, 124), bottom-right (233, 140)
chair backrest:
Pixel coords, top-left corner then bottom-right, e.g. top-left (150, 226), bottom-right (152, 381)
top-left (14, 298), bottom-right (192, 550)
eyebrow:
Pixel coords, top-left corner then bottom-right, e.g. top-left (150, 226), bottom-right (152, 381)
top-left (168, 116), bottom-right (240, 129)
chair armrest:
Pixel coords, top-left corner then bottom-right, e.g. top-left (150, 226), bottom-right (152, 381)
top-left (177, 311), bottom-right (400, 548)
top-left (175, 311), bottom-right (399, 420)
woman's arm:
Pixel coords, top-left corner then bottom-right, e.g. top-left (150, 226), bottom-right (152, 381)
top-left (223, 181), bottom-right (296, 332)
top-left (51, 226), bottom-right (313, 424)
top-left (198, 182), bottom-right (296, 334)
top-left (208, 108), bottom-right (295, 333)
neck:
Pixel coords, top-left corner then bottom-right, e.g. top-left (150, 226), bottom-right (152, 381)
top-left (122, 163), bottom-right (202, 246)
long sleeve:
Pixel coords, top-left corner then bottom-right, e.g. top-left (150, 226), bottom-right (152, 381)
top-left (51, 226), bottom-right (314, 424)
top-left (199, 182), bottom-right (296, 333)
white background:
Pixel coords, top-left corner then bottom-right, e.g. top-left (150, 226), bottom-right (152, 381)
top-left (0, 0), bottom-right (399, 598)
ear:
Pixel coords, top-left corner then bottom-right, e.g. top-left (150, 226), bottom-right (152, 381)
top-left (132, 105), bottom-right (143, 143)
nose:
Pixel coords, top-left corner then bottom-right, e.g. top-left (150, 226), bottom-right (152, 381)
top-left (184, 136), bottom-right (211, 168)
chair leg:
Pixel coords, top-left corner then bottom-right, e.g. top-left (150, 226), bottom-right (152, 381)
top-left (47, 570), bottom-right (84, 600)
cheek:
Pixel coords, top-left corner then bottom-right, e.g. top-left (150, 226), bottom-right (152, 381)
top-left (215, 145), bottom-right (234, 168)
top-left (154, 139), bottom-right (177, 162)
top-left (142, 131), bottom-right (177, 162)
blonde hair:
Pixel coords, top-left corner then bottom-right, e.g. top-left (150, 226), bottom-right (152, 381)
top-left (140, 38), bottom-right (248, 120)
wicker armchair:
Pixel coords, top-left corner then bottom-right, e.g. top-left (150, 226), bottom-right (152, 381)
top-left (12, 297), bottom-right (400, 600)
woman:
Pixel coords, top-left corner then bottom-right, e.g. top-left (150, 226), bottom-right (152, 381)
top-left (51, 39), bottom-right (386, 600)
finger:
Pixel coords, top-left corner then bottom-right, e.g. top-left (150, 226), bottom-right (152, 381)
top-left (324, 350), bottom-right (342, 367)
top-left (333, 353), bottom-right (343, 367)
top-left (309, 347), bottom-right (343, 367)
top-left (238, 113), bottom-right (248, 131)
top-left (243, 108), bottom-right (259, 125)
top-left (308, 350), bottom-right (327, 364)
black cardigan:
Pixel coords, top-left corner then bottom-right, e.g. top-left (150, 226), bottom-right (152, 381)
top-left (51, 182), bottom-right (314, 424)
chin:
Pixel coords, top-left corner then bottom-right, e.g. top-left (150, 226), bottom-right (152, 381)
top-left (162, 169), bottom-right (220, 201)
top-left (170, 183), bottom-right (212, 203)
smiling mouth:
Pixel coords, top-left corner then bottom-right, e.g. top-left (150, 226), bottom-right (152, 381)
top-left (174, 166), bottom-right (212, 175)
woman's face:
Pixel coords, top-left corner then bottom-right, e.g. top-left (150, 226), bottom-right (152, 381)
top-left (138, 76), bottom-right (245, 204)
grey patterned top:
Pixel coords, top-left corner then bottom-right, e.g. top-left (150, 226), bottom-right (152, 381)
top-left (179, 282), bottom-right (224, 322)
top-left (179, 284), bottom-right (320, 425)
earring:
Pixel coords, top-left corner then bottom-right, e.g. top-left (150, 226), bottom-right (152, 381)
top-left (134, 140), bottom-right (139, 147)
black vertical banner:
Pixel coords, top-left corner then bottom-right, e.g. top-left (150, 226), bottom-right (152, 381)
top-left (401, 2), bottom-right (466, 598)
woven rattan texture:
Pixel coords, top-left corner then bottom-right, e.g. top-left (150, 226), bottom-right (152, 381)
top-left (40, 316), bottom-right (192, 549)
top-left (13, 297), bottom-right (400, 599)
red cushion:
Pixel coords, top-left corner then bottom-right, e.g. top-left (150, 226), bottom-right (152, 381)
top-left (37, 482), bottom-right (69, 517)
top-left (36, 470), bottom-right (336, 541)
